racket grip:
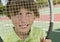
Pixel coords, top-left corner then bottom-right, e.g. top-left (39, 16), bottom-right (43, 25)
top-left (0, 36), bottom-right (3, 42)
top-left (46, 22), bottom-right (53, 39)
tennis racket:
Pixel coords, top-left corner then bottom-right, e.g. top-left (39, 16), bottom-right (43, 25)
top-left (46, 0), bottom-right (54, 39)
top-left (1, 0), bottom-right (54, 41)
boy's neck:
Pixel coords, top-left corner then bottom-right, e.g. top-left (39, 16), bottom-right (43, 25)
top-left (13, 27), bottom-right (31, 40)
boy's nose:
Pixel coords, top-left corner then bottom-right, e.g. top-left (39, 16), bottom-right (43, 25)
top-left (20, 16), bottom-right (28, 23)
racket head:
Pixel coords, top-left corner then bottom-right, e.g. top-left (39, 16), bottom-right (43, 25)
top-left (0, 0), bottom-right (52, 40)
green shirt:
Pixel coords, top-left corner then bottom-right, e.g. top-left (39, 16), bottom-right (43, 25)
top-left (4, 26), bottom-right (46, 42)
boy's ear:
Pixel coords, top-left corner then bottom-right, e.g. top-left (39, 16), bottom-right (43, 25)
top-left (7, 15), bottom-right (11, 19)
top-left (34, 16), bottom-right (36, 19)
top-left (34, 16), bottom-right (40, 21)
top-left (35, 15), bottom-right (40, 19)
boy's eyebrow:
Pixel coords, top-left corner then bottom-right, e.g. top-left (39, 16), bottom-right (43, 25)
top-left (26, 12), bottom-right (32, 14)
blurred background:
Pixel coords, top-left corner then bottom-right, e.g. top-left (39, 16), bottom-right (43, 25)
top-left (0, 0), bottom-right (60, 42)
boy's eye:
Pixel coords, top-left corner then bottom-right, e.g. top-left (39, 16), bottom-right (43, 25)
top-left (13, 13), bottom-right (18, 16)
top-left (13, 13), bottom-right (22, 16)
top-left (19, 13), bottom-right (22, 15)
top-left (26, 12), bottom-right (32, 16)
top-left (13, 11), bottom-right (18, 16)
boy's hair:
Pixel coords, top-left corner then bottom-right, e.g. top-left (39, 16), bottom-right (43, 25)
top-left (7, 0), bottom-right (40, 18)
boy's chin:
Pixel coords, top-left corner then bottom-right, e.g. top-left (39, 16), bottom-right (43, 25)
top-left (19, 29), bottom-right (30, 33)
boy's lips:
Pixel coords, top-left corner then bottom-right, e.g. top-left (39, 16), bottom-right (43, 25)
top-left (19, 24), bottom-right (29, 26)
top-left (18, 24), bottom-right (29, 29)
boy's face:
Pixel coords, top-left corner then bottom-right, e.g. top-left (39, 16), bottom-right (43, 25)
top-left (11, 8), bottom-right (36, 33)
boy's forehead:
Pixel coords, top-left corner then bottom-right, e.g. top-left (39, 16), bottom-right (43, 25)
top-left (19, 8), bottom-right (33, 12)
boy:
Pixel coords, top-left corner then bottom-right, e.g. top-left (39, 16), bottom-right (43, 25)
top-left (4, 0), bottom-right (51, 42)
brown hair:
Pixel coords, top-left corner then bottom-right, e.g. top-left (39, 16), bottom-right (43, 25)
top-left (7, 0), bottom-right (39, 18)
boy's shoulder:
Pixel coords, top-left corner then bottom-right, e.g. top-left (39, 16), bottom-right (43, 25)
top-left (4, 29), bottom-right (19, 42)
top-left (31, 26), bottom-right (47, 38)
top-left (31, 26), bottom-right (43, 32)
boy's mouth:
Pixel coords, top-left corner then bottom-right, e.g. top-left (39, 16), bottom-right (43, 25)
top-left (19, 24), bottom-right (29, 26)
top-left (18, 24), bottom-right (29, 29)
